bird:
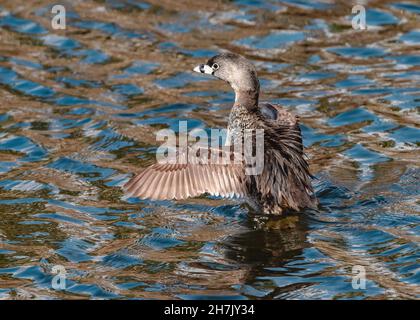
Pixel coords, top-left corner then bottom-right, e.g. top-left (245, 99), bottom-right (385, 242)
top-left (123, 53), bottom-right (317, 214)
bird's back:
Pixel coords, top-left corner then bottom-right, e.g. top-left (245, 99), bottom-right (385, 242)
top-left (229, 102), bottom-right (317, 214)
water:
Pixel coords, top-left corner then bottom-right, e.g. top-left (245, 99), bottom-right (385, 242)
top-left (0, 0), bottom-right (419, 299)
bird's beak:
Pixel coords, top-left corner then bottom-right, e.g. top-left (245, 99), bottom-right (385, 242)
top-left (193, 64), bottom-right (213, 75)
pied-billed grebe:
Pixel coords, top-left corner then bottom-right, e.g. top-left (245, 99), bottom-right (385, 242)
top-left (124, 53), bottom-right (317, 214)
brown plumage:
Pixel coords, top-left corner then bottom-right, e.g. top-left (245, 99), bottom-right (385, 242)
top-left (124, 53), bottom-right (317, 214)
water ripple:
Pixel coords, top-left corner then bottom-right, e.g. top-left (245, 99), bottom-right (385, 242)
top-left (0, 0), bottom-right (418, 300)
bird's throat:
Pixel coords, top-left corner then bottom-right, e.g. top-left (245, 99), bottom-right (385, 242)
top-left (234, 89), bottom-right (259, 111)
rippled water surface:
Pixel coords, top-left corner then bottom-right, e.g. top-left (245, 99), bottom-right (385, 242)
top-left (0, 0), bottom-right (419, 299)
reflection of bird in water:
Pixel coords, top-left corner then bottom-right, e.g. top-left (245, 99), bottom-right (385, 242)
top-left (104, 203), bottom-right (311, 298)
top-left (222, 213), bottom-right (310, 298)
top-left (124, 53), bottom-right (317, 214)
top-left (224, 213), bottom-right (309, 266)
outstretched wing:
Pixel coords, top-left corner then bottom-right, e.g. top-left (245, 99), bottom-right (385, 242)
top-left (123, 148), bottom-right (247, 200)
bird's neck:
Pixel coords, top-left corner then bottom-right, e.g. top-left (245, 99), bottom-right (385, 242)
top-left (234, 89), bottom-right (259, 111)
top-left (227, 88), bottom-right (262, 145)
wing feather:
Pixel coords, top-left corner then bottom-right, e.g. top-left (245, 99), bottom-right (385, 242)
top-left (124, 163), bottom-right (245, 200)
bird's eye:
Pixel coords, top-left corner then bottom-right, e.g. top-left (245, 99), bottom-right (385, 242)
top-left (212, 63), bottom-right (219, 70)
